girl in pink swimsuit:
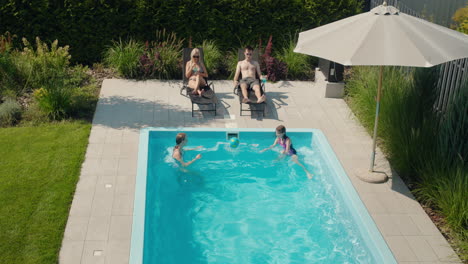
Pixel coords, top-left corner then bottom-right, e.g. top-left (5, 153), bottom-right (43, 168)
top-left (261, 125), bottom-right (313, 179)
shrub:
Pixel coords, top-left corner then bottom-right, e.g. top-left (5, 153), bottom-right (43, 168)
top-left (452, 4), bottom-right (468, 34)
top-left (21, 100), bottom-right (49, 124)
top-left (33, 78), bottom-right (72, 120)
top-left (261, 36), bottom-right (287, 82)
top-left (69, 83), bottom-right (99, 120)
top-left (104, 39), bottom-right (143, 78)
top-left (0, 98), bottom-right (22, 126)
top-left (0, 33), bottom-right (23, 96)
top-left (15, 37), bottom-right (70, 91)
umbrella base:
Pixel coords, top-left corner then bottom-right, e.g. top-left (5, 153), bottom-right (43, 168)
top-left (354, 168), bottom-right (388, 183)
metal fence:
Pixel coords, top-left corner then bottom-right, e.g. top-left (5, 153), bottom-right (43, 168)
top-left (370, 0), bottom-right (468, 111)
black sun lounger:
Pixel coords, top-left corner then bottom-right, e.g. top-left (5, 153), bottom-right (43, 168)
top-left (233, 49), bottom-right (266, 117)
top-left (180, 48), bottom-right (217, 117)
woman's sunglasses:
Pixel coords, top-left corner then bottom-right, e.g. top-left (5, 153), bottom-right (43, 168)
top-left (193, 55), bottom-right (199, 58)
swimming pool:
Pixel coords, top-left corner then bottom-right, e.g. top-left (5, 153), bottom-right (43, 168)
top-left (130, 128), bottom-right (397, 264)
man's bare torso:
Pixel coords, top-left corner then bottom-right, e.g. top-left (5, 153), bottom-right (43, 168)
top-left (239, 60), bottom-right (259, 79)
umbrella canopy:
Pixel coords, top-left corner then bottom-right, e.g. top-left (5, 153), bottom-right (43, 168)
top-left (294, 4), bottom-right (468, 67)
top-left (294, 3), bottom-right (468, 183)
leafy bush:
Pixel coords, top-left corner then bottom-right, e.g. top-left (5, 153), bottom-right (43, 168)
top-left (452, 4), bottom-right (468, 34)
top-left (69, 84), bottom-right (99, 120)
top-left (104, 39), bottom-right (143, 78)
top-left (261, 36), bottom-right (287, 82)
top-left (0, 98), bottom-right (21, 126)
top-left (0, 33), bottom-right (23, 96)
top-left (15, 37), bottom-right (70, 91)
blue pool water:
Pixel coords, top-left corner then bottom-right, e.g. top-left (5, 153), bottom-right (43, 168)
top-left (131, 129), bottom-right (396, 264)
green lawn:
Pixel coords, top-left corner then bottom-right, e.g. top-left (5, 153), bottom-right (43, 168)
top-left (0, 121), bottom-right (91, 264)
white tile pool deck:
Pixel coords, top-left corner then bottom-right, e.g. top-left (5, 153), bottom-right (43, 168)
top-left (59, 75), bottom-right (462, 264)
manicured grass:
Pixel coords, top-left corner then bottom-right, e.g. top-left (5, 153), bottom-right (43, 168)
top-left (0, 121), bottom-right (91, 264)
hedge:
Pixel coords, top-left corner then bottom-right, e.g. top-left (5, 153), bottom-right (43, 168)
top-left (0, 0), bottom-right (363, 64)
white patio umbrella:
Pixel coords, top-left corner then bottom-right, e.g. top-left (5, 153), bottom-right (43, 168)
top-left (294, 2), bottom-right (468, 183)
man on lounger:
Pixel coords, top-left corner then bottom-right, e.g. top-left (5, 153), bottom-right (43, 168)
top-left (233, 46), bottom-right (266, 104)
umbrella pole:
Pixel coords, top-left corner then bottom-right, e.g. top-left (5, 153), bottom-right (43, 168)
top-left (369, 66), bottom-right (384, 171)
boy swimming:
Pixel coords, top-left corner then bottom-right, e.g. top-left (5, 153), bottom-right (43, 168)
top-left (261, 125), bottom-right (313, 179)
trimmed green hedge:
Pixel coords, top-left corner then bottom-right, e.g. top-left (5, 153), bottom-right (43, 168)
top-left (0, 0), bottom-right (363, 64)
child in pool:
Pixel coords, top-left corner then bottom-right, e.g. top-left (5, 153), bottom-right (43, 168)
top-left (172, 133), bottom-right (202, 167)
top-left (261, 125), bottom-right (313, 179)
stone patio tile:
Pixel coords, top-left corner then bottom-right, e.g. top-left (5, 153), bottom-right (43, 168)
top-left (85, 216), bottom-right (111, 241)
top-left (98, 158), bottom-right (119, 176)
top-left (119, 143), bottom-right (138, 159)
top-left (81, 240), bottom-right (107, 264)
top-left (117, 158), bottom-right (137, 176)
top-left (91, 177), bottom-right (115, 217)
top-left (69, 193), bottom-right (94, 217)
top-left (59, 240), bottom-right (83, 264)
top-left (406, 236), bottom-right (439, 262)
top-left (112, 193), bottom-right (134, 216)
top-left (75, 175), bottom-right (98, 195)
top-left (108, 216), bottom-right (132, 240)
top-left (105, 240), bottom-right (130, 264)
top-left (80, 158), bottom-right (101, 175)
top-left (115, 175), bottom-right (136, 195)
top-left (410, 214), bottom-right (442, 236)
top-left (85, 143), bottom-right (105, 159)
top-left (374, 192), bottom-right (408, 214)
top-left (88, 128), bottom-right (107, 144)
top-left (398, 193), bottom-right (427, 215)
top-left (63, 216), bottom-right (89, 241)
top-left (390, 214), bottom-right (422, 236)
top-left (386, 236), bottom-right (418, 262)
top-left (104, 129), bottom-right (123, 144)
top-left (101, 144), bottom-right (121, 159)
top-left (424, 235), bottom-right (461, 262)
top-left (371, 214), bottom-right (401, 236)
top-left (358, 192), bottom-right (388, 214)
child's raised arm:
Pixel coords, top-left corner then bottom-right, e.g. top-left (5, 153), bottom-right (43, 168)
top-left (260, 138), bottom-right (278, 153)
top-left (174, 153), bottom-right (202, 167)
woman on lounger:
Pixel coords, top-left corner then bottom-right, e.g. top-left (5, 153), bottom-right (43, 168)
top-left (186, 48), bottom-right (208, 96)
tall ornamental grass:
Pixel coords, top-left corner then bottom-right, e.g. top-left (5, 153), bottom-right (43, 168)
top-left (104, 39), bottom-right (143, 78)
top-left (201, 40), bottom-right (224, 78)
top-left (151, 30), bottom-right (184, 79)
top-left (346, 66), bottom-right (468, 260)
top-left (278, 37), bottom-right (315, 80)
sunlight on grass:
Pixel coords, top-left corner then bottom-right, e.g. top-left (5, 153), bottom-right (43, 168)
top-left (0, 121), bottom-right (90, 264)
